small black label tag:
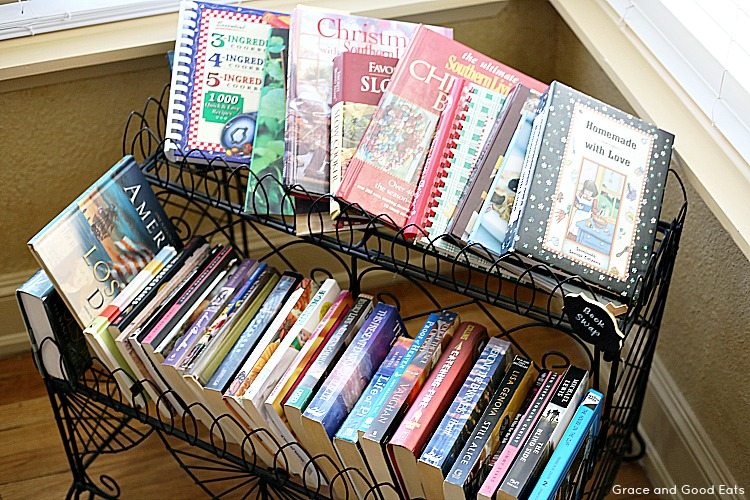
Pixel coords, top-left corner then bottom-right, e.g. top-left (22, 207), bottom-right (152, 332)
top-left (564, 293), bottom-right (624, 358)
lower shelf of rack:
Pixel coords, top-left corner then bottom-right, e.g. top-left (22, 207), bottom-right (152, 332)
top-left (0, 352), bottom-right (656, 499)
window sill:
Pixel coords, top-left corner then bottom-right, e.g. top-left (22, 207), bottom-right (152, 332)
top-left (0, 0), bottom-right (505, 82)
top-left (551, 0), bottom-right (750, 262)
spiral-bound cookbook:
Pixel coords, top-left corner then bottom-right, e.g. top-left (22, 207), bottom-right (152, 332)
top-left (165, 1), bottom-right (288, 165)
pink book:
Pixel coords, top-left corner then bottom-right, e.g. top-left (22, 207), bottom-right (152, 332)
top-left (478, 370), bottom-right (561, 499)
top-left (141, 246), bottom-right (234, 347)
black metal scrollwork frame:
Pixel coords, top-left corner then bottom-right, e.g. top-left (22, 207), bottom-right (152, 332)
top-left (36, 86), bottom-right (687, 499)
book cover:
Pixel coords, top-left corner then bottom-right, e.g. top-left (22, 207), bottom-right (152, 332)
top-left (466, 92), bottom-right (541, 255)
top-left (450, 84), bottom-right (530, 242)
top-left (338, 25), bottom-right (546, 228)
top-left (417, 336), bottom-right (512, 500)
top-left (330, 52), bottom-right (397, 218)
top-left (361, 312), bottom-right (460, 498)
top-left (284, 294), bottom-right (375, 434)
top-left (204, 272), bottom-right (302, 392)
top-left (28, 155), bottom-right (181, 327)
top-left (388, 322), bottom-right (488, 499)
top-left (477, 370), bottom-right (562, 500)
top-left (334, 336), bottom-right (413, 497)
top-left (284, 6), bottom-right (452, 196)
top-left (300, 303), bottom-right (404, 487)
top-left (165, 1), bottom-right (289, 164)
top-left (244, 27), bottom-right (294, 216)
top-left (17, 270), bottom-right (92, 382)
top-left (503, 81), bottom-right (674, 299)
top-left (528, 389), bottom-right (603, 500)
top-left (444, 355), bottom-right (538, 500)
top-left (497, 366), bottom-right (589, 499)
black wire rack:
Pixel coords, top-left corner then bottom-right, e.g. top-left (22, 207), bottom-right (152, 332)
top-left (35, 85), bottom-right (687, 499)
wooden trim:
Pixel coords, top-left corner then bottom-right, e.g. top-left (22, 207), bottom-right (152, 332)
top-left (0, 0), bottom-right (507, 82)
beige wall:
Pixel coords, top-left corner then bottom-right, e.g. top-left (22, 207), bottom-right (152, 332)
top-left (1, 0), bottom-right (747, 487)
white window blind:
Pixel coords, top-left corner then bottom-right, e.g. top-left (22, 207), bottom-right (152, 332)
top-left (605, 0), bottom-right (750, 168)
top-left (0, 0), bottom-right (183, 40)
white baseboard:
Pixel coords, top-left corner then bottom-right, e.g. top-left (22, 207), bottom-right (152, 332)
top-left (0, 269), bottom-right (34, 358)
top-left (638, 355), bottom-right (742, 499)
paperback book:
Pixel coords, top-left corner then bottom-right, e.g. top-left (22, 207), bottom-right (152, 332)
top-left (333, 336), bottom-right (413, 497)
top-left (443, 355), bottom-right (538, 500)
top-left (478, 370), bottom-right (562, 500)
top-left (388, 322), bottom-right (488, 499)
top-left (300, 302), bottom-right (404, 488)
top-left (528, 389), bottom-right (604, 500)
top-left (417, 336), bottom-right (512, 500)
top-left (497, 366), bottom-right (589, 499)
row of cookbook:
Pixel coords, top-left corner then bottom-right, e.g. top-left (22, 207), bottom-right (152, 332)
top-left (18, 252), bottom-right (604, 500)
top-left (165, 1), bottom-right (675, 302)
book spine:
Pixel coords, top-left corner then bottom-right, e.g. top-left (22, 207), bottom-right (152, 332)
top-left (418, 337), bottom-right (511, 473)
top-left (527, 390), bottom-right (603, 500)
top-left (163, 259), bottom-right (255, 367)
top-left (335, 337), bottom-right (413, 443)
top-left (390, 322), bottom-right (486, 446)
top-left (330, 53), bottom-right (345, 213)
top-left (366, 312), bottom-right (460, 442)
top-left (498, 367), bottom-right (588, 499)
top-left (285, 295), bottom-right (374, 411)
top-left (503, 96), bottom-right (551, 252)
top-left (478, 370), bottom-right (561, 498)
top-left (205, 274), bottom-right (298, 391)
top-left (303, 303), bottom-right (401, 437)
top-left (165, 0), bottom-right (199, 156)
top-left (179, 263), bottom-right (268, 371)
top-left (445, 356), bottom-right (537, 498)
top-left (361, 312), bottom-right (442, 431)
top-left (142, 246), bottom-right (234, 345)
top-left (111, 239), bottom-right (205, 334)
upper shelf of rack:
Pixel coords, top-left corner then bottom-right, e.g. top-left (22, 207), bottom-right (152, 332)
top-left (123, 84), bottom-right (687, 336)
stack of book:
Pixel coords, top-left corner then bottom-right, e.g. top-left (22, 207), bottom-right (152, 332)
top-left (16, 1), bottom-right (675, 497)
top-left (18, 156), bottom-right (605, 497)
top-left (161, 1), bottom-right (674, 303)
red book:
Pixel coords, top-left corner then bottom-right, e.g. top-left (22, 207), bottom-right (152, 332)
top-left (330, 52), bottom-right (398, 219)
top-left (387, 322), bottom-right (489, 498)
top-left (337, 25), bottom-right (546, 229)
top-left (402, 78), bottom-right (466, 239)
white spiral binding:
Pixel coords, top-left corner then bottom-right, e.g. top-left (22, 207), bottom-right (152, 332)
top-left (165, 1), bottom-right (200, 160)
